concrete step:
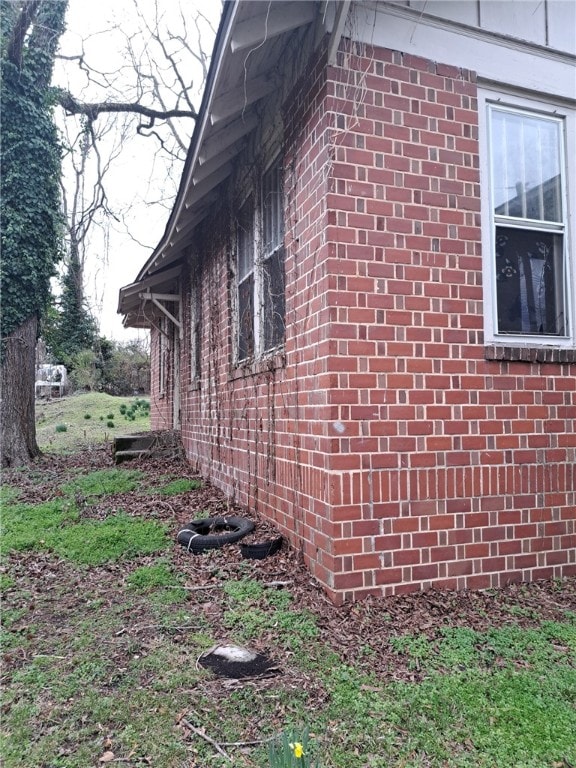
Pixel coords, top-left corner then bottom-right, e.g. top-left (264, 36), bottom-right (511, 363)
top-left (112, 430), bottom-right (185, 464)
top-left (114, 449), bottom-right (153, 465)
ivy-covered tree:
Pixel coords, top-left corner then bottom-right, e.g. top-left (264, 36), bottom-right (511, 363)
top-left (1, 0), bottom-right (208, 467)
top-left (1, 0), bottom-right (67, 467)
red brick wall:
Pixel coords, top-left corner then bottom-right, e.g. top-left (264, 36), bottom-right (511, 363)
top-left (161, 37), bottom-right (575, 604)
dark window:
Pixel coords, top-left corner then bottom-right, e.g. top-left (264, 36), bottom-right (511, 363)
top-left (262, 158), bottom-right (285, 352)
top-left (237, 196), bottom-right (255, 360)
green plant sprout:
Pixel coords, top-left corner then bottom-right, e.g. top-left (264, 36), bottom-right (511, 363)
top-left (268, 729), bottom-right (320, 768)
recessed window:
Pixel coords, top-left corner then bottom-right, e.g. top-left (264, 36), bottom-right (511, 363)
top-left (189, 272), bottom-right (201, 383)
top-left (262, 160), bottom-right (285, 351)
top-left (481, 93), bottom-right (574, 348)
top-left (237, 195), bottom-right (255, 361)
top-left (235, 156), bottom-right (285, 362)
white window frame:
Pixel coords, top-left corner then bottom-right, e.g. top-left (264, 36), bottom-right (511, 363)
top-left (479, 89), bottom-right (576, 349)
top-left (235, 155), bottom-right (285, 363)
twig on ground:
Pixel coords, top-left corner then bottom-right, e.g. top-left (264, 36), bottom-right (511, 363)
top-left (180, 718), bottom-right (232, 761)
top-left (220, 736), bottom-right (276, 747)
top-left (115, 624), bottom-right (201, 636)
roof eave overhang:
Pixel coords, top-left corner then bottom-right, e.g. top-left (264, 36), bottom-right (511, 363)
top-left (119, 1), bottom-right (347, 329)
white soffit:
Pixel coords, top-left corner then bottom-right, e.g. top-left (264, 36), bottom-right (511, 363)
top-left (197, 113), bottom-right (259, 165)
top-left (230, 2), bottom-right (317, 53)
top-left (193, 143), bottom-right (243, 185)
top-left (184, 162), bottom-right (232, 208)
top-left (210, 73), bottom-right (278, 125)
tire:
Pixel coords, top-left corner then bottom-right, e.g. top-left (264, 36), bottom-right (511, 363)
top-left (177, 516), bottom-right (254, 554)
top-left (240, 536), bottom-right (283, 560)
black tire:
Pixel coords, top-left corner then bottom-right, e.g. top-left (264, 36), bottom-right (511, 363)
top-left (240, 536), bottom-right (283, 560)
top-left (177, 516), bottom-right (254, 554)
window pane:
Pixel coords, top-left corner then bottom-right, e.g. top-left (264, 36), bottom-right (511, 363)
top-left (190, 277), bottom-right (201, 381)
top-left (263, 247), bottom-right (285, 351)
top-left (262, 160), bottom-right (283, 254)
top-left (238, 197), bottom-right (254, 280)
top-left (495, 226), bottom-right (565, 335)
top-left (492, 110), bottom-right (562, 223)
top-left (238, 275), bottom-right (254, 360)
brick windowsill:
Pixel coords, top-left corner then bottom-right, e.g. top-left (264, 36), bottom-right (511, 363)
top-left (229, 351), bottom-right (286, 381)
top-left (484, 345), bottom-right (576, 364)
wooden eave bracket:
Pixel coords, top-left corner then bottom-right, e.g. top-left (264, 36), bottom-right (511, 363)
top-left (140, 291), bottom-right (182, 335)
top-left (327, 0), bottom-right (352, 65)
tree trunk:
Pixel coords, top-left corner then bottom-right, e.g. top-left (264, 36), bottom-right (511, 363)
top-left (1, 314), bottom-right (41, 467)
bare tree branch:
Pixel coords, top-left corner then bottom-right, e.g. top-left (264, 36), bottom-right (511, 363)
top-left (55, 89), bottom-right (197, 122)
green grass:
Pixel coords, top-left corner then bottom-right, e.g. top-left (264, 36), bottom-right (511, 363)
top-left (61, 468), bottom-right (144, 498)
top-left (1, 494), bottom-right (168, 565)
top-left (1, 498), bottom-right (80, 553)
top-left (127, 562), bottom-right (181, 590)
top-left (50, 513), bottom-right (170, 565)
top-left (156, 477), bottom-right (202, 496)
top-left (35, 392), bottom-right (150, 453)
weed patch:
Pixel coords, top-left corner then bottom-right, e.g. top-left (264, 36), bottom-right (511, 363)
top-left (127, 562), bottom-right (189, 604)
top-left (60, 468), bottom-right (143, 498)
top-left (222, 578), bottom-right (319, 652)
top-left (50, 513), bottom-right (169, 565)
top-left (128, 562), bottom-right (180, 590)
top-left (0, 485), bottom-right (20, 505)
top-left (390, 621), bottom-right (576, 673)
top-left (156, 478), bottom-right (202, 496)
top-left (1, 498), bottom-right (79, 553)
top-left (389, 667), bottom-right (576, 766)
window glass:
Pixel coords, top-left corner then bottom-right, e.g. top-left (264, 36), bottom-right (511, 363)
top-left (235, 157), bottom-right (285, 361)
top-left (495, 227), bottom-right (564, 335)
top-left (238, 196), bottom-right (254, 281)
top-left (262, 161), bottom-right (283, 253)
top-left (262, 158), bottom-right (285, 352)
top-left (488, 103), bottom-right (568, 339)
top-left (491, 110), bottom-right (562, 223)
top-left (263, 247), bottom-right (285, 351)
top-left (237, 197), bottom-right (255, 360)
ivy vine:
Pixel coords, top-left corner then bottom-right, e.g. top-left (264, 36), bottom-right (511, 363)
top-left (0, 1), bottom-right (67, 342)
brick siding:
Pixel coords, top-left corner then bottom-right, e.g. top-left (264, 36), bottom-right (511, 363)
top-left (149, 37), bottom-right (576, 604)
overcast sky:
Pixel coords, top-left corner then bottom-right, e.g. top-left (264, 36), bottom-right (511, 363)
top-left (54, 0), bottom-right (221, 341)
